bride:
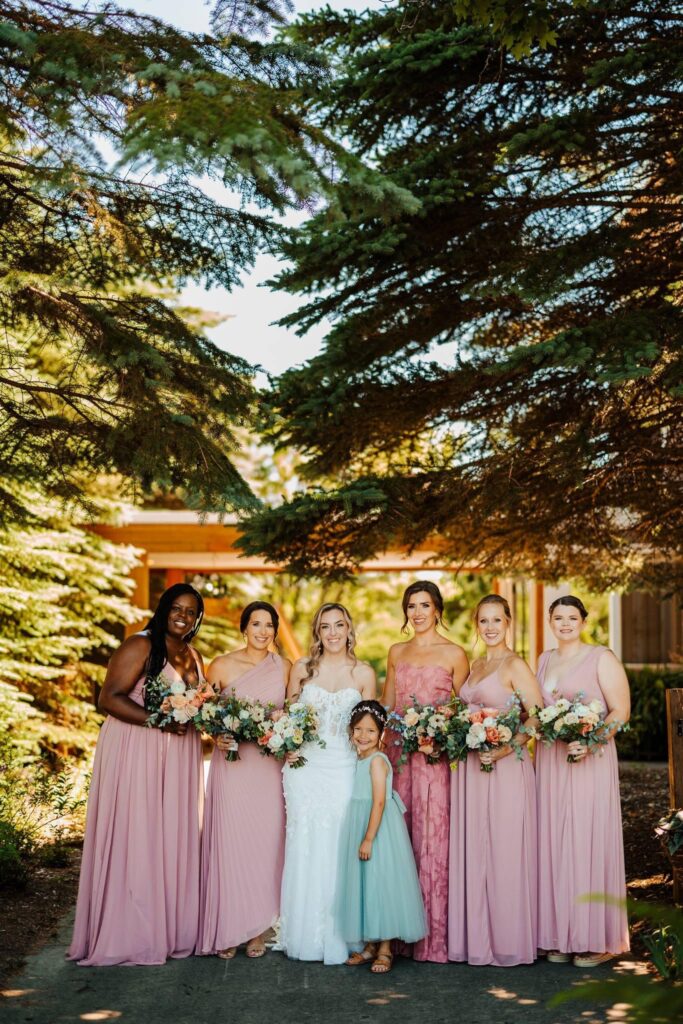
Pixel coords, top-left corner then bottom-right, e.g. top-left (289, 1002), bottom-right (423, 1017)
top-left (277, 603), bottom-right (376, 964)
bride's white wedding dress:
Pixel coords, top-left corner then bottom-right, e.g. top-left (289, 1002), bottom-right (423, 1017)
top-left (277, 683), bottom-right (361, 964)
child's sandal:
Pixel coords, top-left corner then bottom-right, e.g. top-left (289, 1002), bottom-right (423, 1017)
top-left (346, 945), bottom-right (376, 966)
top-left (371, 952), bottom-right (393, 974)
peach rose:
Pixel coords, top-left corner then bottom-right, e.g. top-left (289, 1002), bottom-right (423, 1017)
top-left (469, 710), bottom-right (485, 724)
top-left (418, 742), bottom-right (435, 756)
top-left (160, 697), bottom-right (171, 713)
top-left (485, 726), bottom-right (500, 744)
top-left (170, 694), bottom-right (189, 709)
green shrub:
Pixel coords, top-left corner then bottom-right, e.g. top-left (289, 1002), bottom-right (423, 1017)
top-left (0, 820), bottom-right (29, 890)
top-left (616, 668), bottom-right (683, 761)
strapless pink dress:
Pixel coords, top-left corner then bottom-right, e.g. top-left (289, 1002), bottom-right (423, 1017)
top-left (388, 661), bottom-right (452, 962)
top-left (536, 645), bottom-right (629, 955)
top-left (448, 668), bottom-right (537, 966)
top-left (68, 659), bottom-right (204, 966)
top-left (198, 653), bottom-right (286, 953)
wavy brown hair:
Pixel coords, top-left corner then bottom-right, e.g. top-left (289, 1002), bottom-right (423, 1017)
top-left (305, 603), bottom-right (358, 681)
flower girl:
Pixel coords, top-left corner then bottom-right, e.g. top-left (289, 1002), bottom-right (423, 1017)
top-left (336, 700), bottom-right (427, 974)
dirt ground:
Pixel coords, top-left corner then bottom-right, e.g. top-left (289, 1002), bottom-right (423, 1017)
top-left (0, 761), bottom-right (673, 986)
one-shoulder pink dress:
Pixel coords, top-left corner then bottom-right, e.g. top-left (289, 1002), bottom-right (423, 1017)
top-left (448, 668), bottom-right (537, 966)
top-left (536, 645), bottom-right (629, 955)
top-left (68, 657), bottom-right (204, 966)
top-left (389, 661), bottom-right (452, 963)
top-left (198, 652), bottom-right (286, 954)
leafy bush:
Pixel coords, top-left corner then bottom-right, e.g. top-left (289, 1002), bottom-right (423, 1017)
top-left (617, 668), bottom-right (683, 762)
top-left (0, 728), bottom-right (86, 890)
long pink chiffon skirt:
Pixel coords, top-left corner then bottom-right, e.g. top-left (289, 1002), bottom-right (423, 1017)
top-left (448, 749), bottom-right (537, 966)
top-left (536, 740), bottom-right (629, 954)
top-left (197, 743), bottom-right (285, 953)
top-left (68, 718), bottom-right (203, 966)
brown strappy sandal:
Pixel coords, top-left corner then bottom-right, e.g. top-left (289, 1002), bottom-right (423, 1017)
top-left (371, 952), bottom-right (393, 974)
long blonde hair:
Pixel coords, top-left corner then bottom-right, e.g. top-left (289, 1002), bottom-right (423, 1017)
top-left (305, 603), bottom-right (358, 680)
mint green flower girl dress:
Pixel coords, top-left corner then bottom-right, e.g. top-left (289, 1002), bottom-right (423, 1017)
top-left (336, 752), bottom-right (427, 943)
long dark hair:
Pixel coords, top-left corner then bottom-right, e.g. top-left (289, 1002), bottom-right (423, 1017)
top-left (549, 595), bottom-right (588, 621)
top-left (240, 601), bottom-right (280, 636)
top-left (144, 583), bottom-right (204, 682)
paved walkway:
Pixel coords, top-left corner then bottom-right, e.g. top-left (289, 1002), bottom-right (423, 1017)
top-left (1, 912), bottom-right (623, 1024)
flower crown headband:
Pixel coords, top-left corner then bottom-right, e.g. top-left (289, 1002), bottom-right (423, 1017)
top-left (352, 703), bottom-right (388, 725)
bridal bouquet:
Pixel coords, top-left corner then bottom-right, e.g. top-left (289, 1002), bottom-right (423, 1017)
top-left (463, 699), bottom-right (522, 773)
top-left (390, 698), bottom-right (470, 769)
top-left (259, 701), bottom-right (324, 769)
top-left (145, 674), bottom-right (215, 729)
top-left (197, 690), bottom-right (272, 762)
top-left (534, 694), bottom-right (609, 763)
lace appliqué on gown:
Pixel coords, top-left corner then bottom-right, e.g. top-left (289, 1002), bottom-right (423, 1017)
top-left (277, 685), bottom-right (360, 965)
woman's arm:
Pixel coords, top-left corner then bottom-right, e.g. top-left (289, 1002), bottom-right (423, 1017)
top-left (567, 649), bottom-right (631, 761)
top-left (286, 660), bottom-right (307, 701)
top-left (98, 636), bottom-right (156, 728)
top-left (360, 663), bottom-right (378, 701)
top-left (359, 757), bottom-right (388, 860)
top-left (381, 645), bottom-right (398, 711)
top-left (450, 644), bottom-right (470, 696)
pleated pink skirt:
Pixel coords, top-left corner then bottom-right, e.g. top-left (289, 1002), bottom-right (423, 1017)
top-left (197, 742), bottom-right (285, 953)
top-left (536, 740), bottom-right (629, 954)
top-left (448, 749), bottom-right (537, 966)
top-left (68, 717), bottom-right (203, 966)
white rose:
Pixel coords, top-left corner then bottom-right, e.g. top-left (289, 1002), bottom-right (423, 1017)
top-left (589, 699), bottom-right (604, 715)
top-left (497, 725), bottom-right (513, 743)
top-left (169, 680), bottom-right (186, 696)
top-left (466, 723), bottom-right (486, 748)
top-left (283, 726), bottom-right (295, 739)
top-left (172, 706), bottom-right (194, 723)
top-left (573, 703), bottom-right (590, 717)
top-left (268, 735), bottom-right (284, 751)
top-left (482, 716), bottom-right (497, 728)
top-left (563, 712), bottom-right (579, 726)
top-left (554, 716), bottom-right (566, 732)
top-left (222, 715), bottom-right (240, 732)
top-left (288, 702), bottom-right (304, 714)
top-left (239, 709), bottom-right (250, 720)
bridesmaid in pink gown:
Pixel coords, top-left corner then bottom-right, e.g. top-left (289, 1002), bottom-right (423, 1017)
top-left (448, 593), bottom-right (542, 966)
top-left (198, 602), bottom-right (290, 959)
top-left (536, 595), bottom-right (630, 967)
top-left (68, 583), bottom-right (206, 966)
top-left (383, 581), bottom-right (469, 963)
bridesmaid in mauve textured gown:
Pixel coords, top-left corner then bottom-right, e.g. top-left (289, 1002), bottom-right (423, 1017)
top-left (536, 595), bottom-right (630, 968)
top-left (448, 593), bottom-right (542, 967)
top-left (68, 583), bottom-right (206, 966)
top-left (382, 581), bottom-right (469, 963)
top-left (198, 601), bottom-right (290, 959)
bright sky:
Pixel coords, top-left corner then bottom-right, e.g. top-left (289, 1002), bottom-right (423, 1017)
top-left (126, 0), bottom-right (384, 377)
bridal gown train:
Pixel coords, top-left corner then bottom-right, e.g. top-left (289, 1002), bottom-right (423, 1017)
top-left (277, 684), bottom-right (361, 965)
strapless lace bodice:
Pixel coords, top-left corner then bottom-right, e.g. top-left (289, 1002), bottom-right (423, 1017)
top-left (300, 684), bottom-right (360, 747)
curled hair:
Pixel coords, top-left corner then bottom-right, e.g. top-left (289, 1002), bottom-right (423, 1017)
top-left (144, 583), bottom-right (204, 683)
top-left (349, 699), bottom-right (388, 733)
top-left (305, 603), bottom-right (357, 681)
top-left (473, 593), bottom-right (512, 624)
top-left (240, 601), bottom-right (279, 636)
top-left (401, 580), bottom-right (445, 634)
top-left (549, 595), bottom-right (588, 621)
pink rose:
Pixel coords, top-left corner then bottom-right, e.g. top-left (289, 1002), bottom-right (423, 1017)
top-left (485, 727), bottom-right (500, 744)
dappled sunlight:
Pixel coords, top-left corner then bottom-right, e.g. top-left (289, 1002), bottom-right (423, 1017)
top-left (611, 958), bottom-right (650, 976)
top-left (605, 1005), bottom-right (634, 1021)
top-left (367, 990), bottom-right (411, 1006)
top-left (80, 1012), bottom-right (122, 1021)
top-left (1, 989), bottom-right (36, 998)
top-left (488, 987), bottom-right (538, 1006)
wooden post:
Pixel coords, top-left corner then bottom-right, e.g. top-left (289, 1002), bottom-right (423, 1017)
top-left (666, 689), bottom-right (683, 903)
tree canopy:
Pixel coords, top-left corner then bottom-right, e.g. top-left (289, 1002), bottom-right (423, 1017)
top-left (240, 0), bottom-right (683, 592)
top-left (0, 0), bottom-right (411, 520)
